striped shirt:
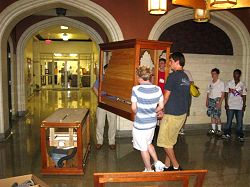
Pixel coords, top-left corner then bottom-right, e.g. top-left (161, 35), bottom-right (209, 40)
top-left (131, 83), bottom-right (163, 130)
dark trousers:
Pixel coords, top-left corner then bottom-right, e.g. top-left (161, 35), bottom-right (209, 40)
top-left (224, 109), bottom-right (244, 137)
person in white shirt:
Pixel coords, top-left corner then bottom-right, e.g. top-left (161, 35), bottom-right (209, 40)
top-left (206, 68), bottom-right (225, 136)
top-left (222, 69), bottom-right (247, 142)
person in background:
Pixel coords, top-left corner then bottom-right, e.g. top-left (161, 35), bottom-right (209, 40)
top-left (131, 65), bottom-right (166, 172)
top-left (153, 58), bottom-right (166, 143)
top-left (157, 52), bottom-right (190, 171)
top-left (222, 69), bottom-right (247, 142)
top-left (158, 58), bottom-right (167, 94)
top-left (54, 66), bottom-right (58, 85)
top-left (93, 64), bottom-right (117, 150)
top-left (206, 68), bottom-right (225, 137)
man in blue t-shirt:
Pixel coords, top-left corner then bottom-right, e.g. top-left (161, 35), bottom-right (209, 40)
top-left (157, 52), bottom-right (190, 171)
top-left (93, 64), bottom-right (117, 150)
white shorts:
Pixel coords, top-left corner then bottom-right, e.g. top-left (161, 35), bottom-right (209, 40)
top-left (132, 127), bottom-right (155, 151)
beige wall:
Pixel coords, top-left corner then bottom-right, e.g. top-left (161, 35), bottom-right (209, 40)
top-left (185, 54), bottom-right (239, 125)
top-left (37, 41), bottom-right (94, 54)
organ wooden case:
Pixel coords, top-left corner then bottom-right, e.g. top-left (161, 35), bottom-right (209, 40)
top-left (98, 39), bottom-right (172, 120)
top-left (40, 108), bottom-right (90, 175)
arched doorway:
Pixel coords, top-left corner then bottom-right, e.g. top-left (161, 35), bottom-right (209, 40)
top-left (148, 7), bottom-right (250, 124)
top-left (16, 17), bottom-right (105, 114)
top-left (0, 0), bottom-right (124, 137)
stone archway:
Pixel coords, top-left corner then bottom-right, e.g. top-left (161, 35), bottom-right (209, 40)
top-left (16, 17), bottom-right (105, 113)
top-left (0, 0), bottom-right (124, 136)
top-left (148, 7), bottom-right (250, 124)
top-left (7, 37), bottom-right (17, 117)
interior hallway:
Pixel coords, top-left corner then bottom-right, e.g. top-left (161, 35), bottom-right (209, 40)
top-left (0, 89), bottom-right (249, 186)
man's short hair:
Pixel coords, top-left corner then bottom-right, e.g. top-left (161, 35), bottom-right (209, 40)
top-left (234, 69), bottom-right (242, 75)
top-left (136, 66), bottom-right (152, 81)
top-left (159, 58), bottom-right (166, 63)
top-left (104, 64), bottom-right (108, 70)
top-left (211, 68), bottom-right (220, 74)
top-left (169, 52), bottom-right (185, 67)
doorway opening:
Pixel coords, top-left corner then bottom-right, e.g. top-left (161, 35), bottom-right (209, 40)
top-left (40, 53), bottom-right (92, 89)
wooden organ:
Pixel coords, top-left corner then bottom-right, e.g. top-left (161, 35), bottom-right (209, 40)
top-left (98, 39), bottom-right (172, 120)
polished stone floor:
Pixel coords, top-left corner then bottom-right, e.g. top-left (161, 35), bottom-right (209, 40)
top-left (0, 90), bottom-right (249, 187)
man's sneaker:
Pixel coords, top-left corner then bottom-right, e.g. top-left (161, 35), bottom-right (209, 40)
top-left (207, 129), bottom-right (215, 135)
top-left (238, 136), bottom-right (245, 142)
top-left (172, 166), bottom-right (183, 171)
top-left (164, 165), bottom-right (183, 171)
top-left (163, 165), bottom-right (173, 171)
top-left (142, 168), bottom-right (155, 172)
top-left (178, 128), bottom-right (185, 135)
top-left (221, 134), bottom-right (231, 139)
top-left (215, 130), bottom-right (223, 137)
top-left (154, 161), bottom-right (166, 172)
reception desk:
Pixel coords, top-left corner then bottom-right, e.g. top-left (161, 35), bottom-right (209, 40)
top-left (40, 108), bottom-right (90, 175)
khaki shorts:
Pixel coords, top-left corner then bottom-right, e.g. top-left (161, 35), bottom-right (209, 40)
top-left (157, 114), bottom-right (186, 148)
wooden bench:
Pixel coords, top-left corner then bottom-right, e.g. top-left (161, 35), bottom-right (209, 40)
top-left (94, 170), bottom-right (208, 187)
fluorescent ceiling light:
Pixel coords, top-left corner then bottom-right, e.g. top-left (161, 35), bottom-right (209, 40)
top-left (62, 33), bottom-right (69, 41)
top-left (61, 26), bottom-right (68, 30)
top-left (69, 54), bottom-right (78, 57)
top-left (54, 53), bottom-right (62, 57)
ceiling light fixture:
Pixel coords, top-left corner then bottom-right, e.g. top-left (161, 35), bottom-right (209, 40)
top-left (61, 26), bottom-right (68, 30)
top-left (194, 8), bottom-right (210, 22)
top-left (210, 0), bottom-right (237, 8)
top-left (54, 53), bottom-right (62, 57)
top-left (69, 54), bottom-right (78, 57)
top-left (62, 33), bottom-right (69, 41)
top-left (148, 0), bottom-right (167, 15)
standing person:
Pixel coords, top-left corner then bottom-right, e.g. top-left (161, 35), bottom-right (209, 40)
top-left (206, 68), bottom-right (225, 137)
top-left (157, 52), bottom-right (190, 171)
top-left (93, 64), bottom-right (117, 150)
top-left (158, 58), bottom-right (167, 94)
top-left (131, 66), bottom-right (166, 172)
top-left (54, 66), bottom-right (58, 85)
top-left (222, 69), bottom-right (247, 142)
top-left (153, 58), bottom-right (166, 142)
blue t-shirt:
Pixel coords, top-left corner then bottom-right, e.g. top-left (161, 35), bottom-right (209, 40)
top-left (93, 78), bottom-right (117, 99)
top-left (164, 70), bottom-right (190, 115)
top-left (131, 83), bottom-right (163, 130)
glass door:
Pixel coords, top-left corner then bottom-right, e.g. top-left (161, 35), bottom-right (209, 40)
top-left (66, 60), bottom-right (78, 88)
top-left (56, 61), bottom-right (66, 89)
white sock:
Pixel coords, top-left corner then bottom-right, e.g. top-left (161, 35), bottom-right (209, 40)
top-left (217, 125), bottom-right (221, 131)
top-left (212, 124), bottom-right (216, 130)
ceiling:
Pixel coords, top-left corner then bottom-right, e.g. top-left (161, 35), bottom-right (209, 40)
top-left (35, 25), bottom-right (91, 41)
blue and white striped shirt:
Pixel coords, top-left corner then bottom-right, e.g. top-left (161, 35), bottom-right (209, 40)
top-left (131, 83), bottom-right (163, 130)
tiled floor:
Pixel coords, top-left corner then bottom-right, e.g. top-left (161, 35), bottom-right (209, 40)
top-left (0, 89), bottom-right (249, 186)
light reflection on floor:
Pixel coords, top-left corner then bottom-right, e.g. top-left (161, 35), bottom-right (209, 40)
top-left (0, 89), bottom-right (249, 187)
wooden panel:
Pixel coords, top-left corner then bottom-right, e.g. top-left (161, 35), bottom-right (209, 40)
top-left (102, 48), bottom-right (135, 100)
top-left (42, 108), bottom-right (88, 124)
top-left (94, 170), bottom-right (208, 187)
top-left (41, 108), bottom-right (90, 175)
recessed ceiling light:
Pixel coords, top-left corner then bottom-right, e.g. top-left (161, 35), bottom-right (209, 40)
top-left (61, 26), bottom-right (68, 30)
top-left (54, 53), bottom-right (62, 57)
top-left (70, 54), bottom-right (78, 57)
